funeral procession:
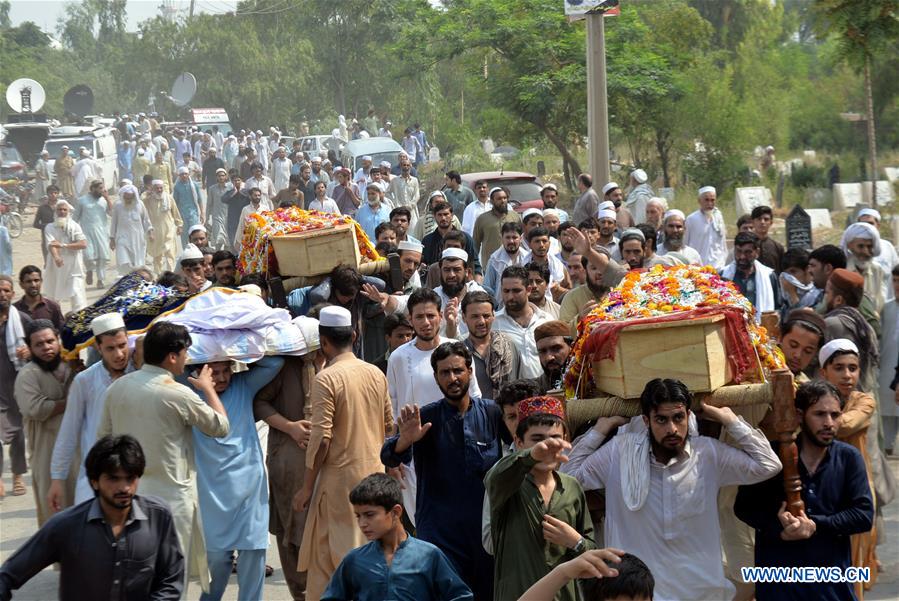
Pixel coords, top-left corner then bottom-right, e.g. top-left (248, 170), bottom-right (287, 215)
top-left (0, 0), bottom-right (898, 600)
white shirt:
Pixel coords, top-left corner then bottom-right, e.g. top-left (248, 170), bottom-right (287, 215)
top-left (434, 281), bottom-right (485, 339)
top-left (234, 201), bottom-right (271, 248)
top-left (244, 175), bottom-right (277, 203)
top-left (307, 197), bottom-right (341, 214)
top-left (562, 418), bottom-right (782, 601)
top-left (484, 246), bottom-right (531, 303)
top-left (684, 209), bottom-right (728, 270)
top-left (270, 157), bottom-right (292, 192)
top-left (492, 304), bottom-right (551, 378)
top-left (659, 243), bottom-right (703, 265)
top-left (51, 360), bottom-right (134, 503)
top-left (462, 200), bottom-right (492, 235)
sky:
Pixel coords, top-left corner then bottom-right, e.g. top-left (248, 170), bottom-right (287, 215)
top-left (8, 0), bottom-right (239, 35)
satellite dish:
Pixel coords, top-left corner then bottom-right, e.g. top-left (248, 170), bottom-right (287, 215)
top-left (6, 78), bottom-right (46, 114)
top-left (63, 85), bottom-right (94, 117)
top-left (170, 72), bottom-right (197, 107)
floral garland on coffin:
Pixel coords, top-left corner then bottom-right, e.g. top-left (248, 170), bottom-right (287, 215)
top-left (237, 206), bottom-right (381, 275)
top-left (563, 264), bottom-right (787, 398)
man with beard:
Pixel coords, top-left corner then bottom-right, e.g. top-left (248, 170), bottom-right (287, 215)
top-left (0, 275), bottom-right (30, 499)
top-left (110, 184), bottom-right (154, 276)
top-left (205, 168), bottom-right (232, 250)
top-left (527, 227), bottom-right (570, 301)
top-left (422, 202), bottom-right (483, 282)
top-left (73, 179), bottom-right (111, 289)
top-left (434, 248), bottom-right (484, 340)
top-left (564, 378), bottom-right (781, 601)
top-left (685, 186), bottom-right (728, 271)
top-left (188, 224), bottom-right (208, 248)
top-left (473, 187), bottom-right (522, 269)
top-left (841, 222), bottom-right (890, 315)
top-left (532, 320), bottom-right (573, 393)
top-left (13, 266), bottom-right (64, 330)
top-left (778, 309), bottom-right (825, 381)
top-left (823, 268), bottom-right (880, 398)
top-left (386, 157), bottom-right (421, 227)
top-left (356, 183), bottom-right (393, 241)
top-left (43, 200), bottom-right (88, 311)
top-left (527, 261), bottom-right (561, 319)
top-left (560, 253), bottom-right (610, 332)
top-left (595, 208), bottom-right (619, 259)
top-left (539, 184), bottom-right (569, 222)
top-left (618, 228), bottom-right (647, 270)
top-left (658, 209), bottom-right (702, 264)
top-left (542, 208), bottom-right (562, 237)
top-left (0, 435), bottom-right (185, 600)
top-left (144, 179), bottom-right (183, 274)
top-left (211, 250), bottom-right (238, 287)
top-left (624, 169), bottom-right (653, 225)
top-left (493, 266), bottom-right (551, 379)
top-left (382, 342), bottom-right (508, 601)
top-left (13, 320), bottom-right (76, 526)
top-left (484, 222), bottom-right (530, 303)
top-left (179, 244), bottom-right (211, 295)
top-left (735, 380), bottom-right (874, 601)
top-left (721, 232), bottom-right (781, 323)
top-left (48, 313), bottom-right (132, 512)
top-left (572, 174), bottom-right (601, 226)
top-left (462, 290), bottom-right (519, 400)
top-left (54, 146), bottom-right (75, 199)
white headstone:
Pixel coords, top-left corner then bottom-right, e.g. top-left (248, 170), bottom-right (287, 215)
top-left (884, 167), bottom-right (899, 183)
top-left (481, 138), bottom-right (495, 154)
top-left (805, 208), bottom-right (833, 230)
top-left (659, 187), bottom-right (675, 202)
top-left (735, 186), bottom-right (772, 216)
top-left (833, 183), bottom-right (863, 210)
top-left (428, 146), bottom-right (440, 162)
top-left (803, 150), bottom-right (817, 161)
top-left (861, 180), bottom-right (895, 206)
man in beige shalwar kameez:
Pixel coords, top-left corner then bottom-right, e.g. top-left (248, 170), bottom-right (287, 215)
top-left (54, 147), bottom-right (75, 200)
top-left (12, 320), bottom-right (77, 527)
top-left (98, 321), bottom-right (229, 597)
top-left (295, 307), bottom-right (394, 601)
top-left (144, 180), bottom-right (183, 273)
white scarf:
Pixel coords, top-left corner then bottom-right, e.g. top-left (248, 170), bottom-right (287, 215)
top-left (618, 414), bottom-right (699, 512)
top-left (721, 260), bottom-right (774, 322)
top-left (4, 305), bottom-right (26, 371)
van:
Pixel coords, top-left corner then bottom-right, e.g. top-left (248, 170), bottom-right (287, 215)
top-left (340, 137), bottom-right (404, 173)
top-left (43, 125), bottom-right (120, 192)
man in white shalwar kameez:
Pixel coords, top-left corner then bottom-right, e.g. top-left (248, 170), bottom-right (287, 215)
top-left (43, 201), bottom-right (87, 311)
top-left (110, 184), bottom-right (153, 276)
top-left (99, 321), bottom-right (230, 596)
top-left (385, 288), bottom-right (480, 525)
top-left (72, 148), bottom-right (101, 197)
top-left (684, 185), bottom-right (728, 271)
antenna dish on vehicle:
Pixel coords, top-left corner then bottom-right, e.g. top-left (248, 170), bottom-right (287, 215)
top-left (6, 78), bottom-right (46, 114)
top-left (170, 72), bottom-right (197, 107)
top-left (63, 85), bottom-right (94, 117)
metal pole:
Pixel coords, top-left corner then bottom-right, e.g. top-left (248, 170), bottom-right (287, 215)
top-left (586, 13), bottom-right (611, 185)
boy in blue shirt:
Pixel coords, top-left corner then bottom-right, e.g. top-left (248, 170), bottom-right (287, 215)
top-left (323, 473), bottom-right (473, 601)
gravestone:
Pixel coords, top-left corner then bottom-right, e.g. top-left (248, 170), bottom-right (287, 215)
top-left (785, 205), bottom-right (813, 250)
top-left (428, 146), bottom-right (440, 162)
top-left (735, 186), bottom-right (772, 216)
top-left (536, 160), bottom-right (546, 177)
top-left (805, 208), bottom-right (832, 230)
top-left (833, 183), bottom-right (862, 210)
top-left (861, 180), bottom-right (895, 206)
top-left (803, 150), bottom-right (817, 161)
top-left (885, 167), bottom-right (899, 183)
top-left (659, 187), bottom-right (675, 202)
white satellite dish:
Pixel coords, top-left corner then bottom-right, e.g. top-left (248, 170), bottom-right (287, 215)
top-left (6, 78), bottom-right (46, 114)
top-left (170, 72), bottom-right (197, 107)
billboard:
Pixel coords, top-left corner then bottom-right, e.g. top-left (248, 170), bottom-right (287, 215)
top-left (565, 0), bottom-right (620, 17)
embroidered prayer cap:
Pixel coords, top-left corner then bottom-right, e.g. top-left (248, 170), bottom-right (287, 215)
top-left (517, 396), bottom-right (565, 423)
top-left (631, 169), bottom-right (648, 184)
top-left (698, 185), bottom-right (716, 197)
top-left (663, 209), bottom-right (686, 222)
top-left (522, 208), bottom-right (543, 221)
top-left (319, 306), bottom-right (352, 328)
top-left (819, 338), bottom-right (859, 367)
top-left (601, 182), bottom-right (619, 195)
top-left (534, 320), bottom-right (571, 342)
top-left (597, 209), bottom-right (617, 221)
top-left (91, 313), bottom-right (125, 337)
top-left (598, 201), bottom-right (615, 212)
top-left (428, 190), bottom-right (446, 201)
top-left (188, 224), bottom-right (207, 235)
top-left (620, 228), bottom-right (646, 243)
top-left (840, 222), bottom-right (881, 256)
top-left (179, 243), bottom-right (204, 262)
top-left (829, 268), bottom-right (865, 291)
top-left (397, 240), bottom-right (424, 253)
top-left (540, 183), bottom-right (558, 193)
top-left (441, 248), bottom-right (468, 263)
top-left (857, 208), bottom-right (881, 222)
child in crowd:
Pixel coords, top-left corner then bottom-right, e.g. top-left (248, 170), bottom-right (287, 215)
top-left (519, 550), bottom-right (654, 601)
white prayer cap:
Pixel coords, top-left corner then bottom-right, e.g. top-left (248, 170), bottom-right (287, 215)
top-left (397, 240), bottom-right (424, 254)
top-left (91, 313), bottom-right (126, 337)
top-left (151, 179), bottom-right (164, 186)
top-left (188, 224), bottom-right (207, 236)
top-left (428, 190), bottom-right (446, 201)
top-left (311, 155), bottom-right (322, 163)
top-left (765, 145), bottom-right (775, 152)
top-left (543, 208), bottom-right (560, 218)
top-left (857, 208), bottom-right (882, 222)
top-left (601, 182), bottom-right (619, 195)
top-left (215, 168), bottom-right (227, 175)
top-left (441, 248), bottom-right (468, 263)
top-left (647, 196), bottom-right (668, 211)
top-left (137, 149), bottom-right (145, 156)
top-left (597, 209), bottom-right (617, 221)
top-left (361, 155), bottom-right (373, 162)
top-left (61, 145), bottom-right (69, 150)
top-left (238, 284), bottom-right (262, 298)
top-left (698, 185), bottom-right (716, 197)
top-left (120, 178), bottom-right (133, 186)
top-left (631, 169), bottom-right (648, 184)
top-left (819, 338), bottom-right (859, 367)
top-left (319, 306), bottom-right (352, 328)
top-left (620, 228), bottom-right (646, 243)
top-left (598, 200), bottom-right (615, 212)
top-left (540, 183), bottom-right (558, 193)
top-left (522, 208), bottom-right (543, 221)
top-left (841, 222), bottom-right (881, 256)
top-left (179, 243), bottom-right (204, 263)
top-left (488, 186), bottom-right (504, 199)
top-left (177, 166), bottom-right (189, 175)
top-left (379, 160), bottom-right (391, 168)
top-left (40, 150), bottom-right (49, 156)
top-left (119, 184), bottom-right (138, 197)
top-left (664, 209), bottom-right (686, 222)
top-left (55, 200), bottom-right (74, 211)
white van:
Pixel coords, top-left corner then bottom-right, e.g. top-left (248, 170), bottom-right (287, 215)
top-left (43, 126), bottom-right (120, 191)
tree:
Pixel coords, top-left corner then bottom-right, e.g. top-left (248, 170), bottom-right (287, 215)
top-left (813, 0), bottom-right (899, 202)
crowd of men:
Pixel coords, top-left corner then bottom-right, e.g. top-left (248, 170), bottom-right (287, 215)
top-left (0, 121), bottom-right (897, 601)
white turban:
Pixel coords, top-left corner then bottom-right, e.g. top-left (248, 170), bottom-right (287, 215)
top-left (698, 186), bottom-right (716, 197)
top-left (119, 184), bottom-right (138, 197)
top-left (663, 209), bottom-right (686, 223)
top-left (647, 196), bottom-right (669, 211)
top-left (601, 182), bottom-right (619, 196)
top-left (819, 338), bottom-right (859, 367)
top-left (631, 169), bottom-right (648, 184)
top-left (598, 200), bottom-right (615, 212)
top-left (151, 179), bottom-right (164, 186)
top-left (55, 200), bottom-right (74, 211)
top-left (597, 209), bottom-right (617, 221)
top-left (840, 222), bottom-right (881, 256)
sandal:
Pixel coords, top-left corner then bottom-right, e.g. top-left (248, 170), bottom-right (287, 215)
top-left (265, 565), bottom-right (273, 578)
top-left (12, 475), bottom-right (26, 496)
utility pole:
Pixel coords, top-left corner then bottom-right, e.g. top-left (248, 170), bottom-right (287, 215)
top-left (189, 0), bottom-right (196, 18)
top-left (586, 12), bottom-right (611, 186)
